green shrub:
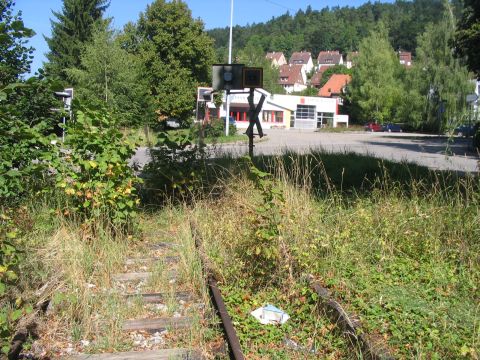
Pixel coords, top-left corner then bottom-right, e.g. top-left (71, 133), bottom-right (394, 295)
top-left (0, 210), bottom-right (32, 356)
top-left (0, 83), bottom-right (58, 205)
top-left (143, 131), bottom-right (207, 200)
top-left (55, 103), bottom-right (140, 233)
top-left (192, 118), bottom-right (237, 140)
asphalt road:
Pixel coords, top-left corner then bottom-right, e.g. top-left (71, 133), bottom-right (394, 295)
top-left (131, 129), bottom-right (479, 173)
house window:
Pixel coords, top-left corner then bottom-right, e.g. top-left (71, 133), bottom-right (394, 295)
top-left (317, 112), bottom-right (334, 128)
top-left (296, 105), bottom-right (316, 120)
top-left (275, 111), bottom-right (283, 123)
top-left (290, 111), bottom-right (295, 127)
top-left (263, 111), bottom-right (284, 123)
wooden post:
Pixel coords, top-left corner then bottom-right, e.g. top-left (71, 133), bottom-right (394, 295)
top-left (247, 88), bottom-right (255, 158)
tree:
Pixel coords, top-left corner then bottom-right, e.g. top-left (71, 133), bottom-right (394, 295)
top-left (415, 2), bottom-right (474, 132)
top-left (237, 39), bottom-right (285, 94)
top-left (66, 25), bottom-right (151, 127)
top-left (0, 0), bottom-right (35, 87)
top-left (454, 0), bottom-right (480, 78)
top-left (349, 24), bottom-right (403, 123)
top-left (138, 0), bottom-right (215, 126)
top-left (45, 0), bottom-right (109, 81)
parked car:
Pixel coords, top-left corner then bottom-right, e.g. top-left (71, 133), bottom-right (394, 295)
top-left (382, 123), bottom-right (403, 132)
top-left (221, 116), bottom-right (236, 125)
top-left (364, 122), bottom-right (383, 132)
top-left (453, 124), bottom-right (476, 137)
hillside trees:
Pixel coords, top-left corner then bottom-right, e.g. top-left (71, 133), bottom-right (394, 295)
top-left (137, 0), bottom-right (215, 126)
top-left (45, 0), bottom-right (110, 81)
top-left (0, 0), bottom-right (35, 86)
top-left (66, 25), bottom-right (151, 127)
top-left (237, 39), bottom-right (285, 94)
top-left (208, 0), bottom-right (450, 58)
top-left (455, 0), bottom-right (480, 77)
top-left (349, 24), bottom-right (403, 123)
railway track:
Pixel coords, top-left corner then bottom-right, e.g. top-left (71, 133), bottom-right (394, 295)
top-left (11, 232), bottom-right (243, 360)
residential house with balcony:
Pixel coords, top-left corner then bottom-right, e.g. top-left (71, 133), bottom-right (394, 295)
top-left (289, 51), bottom-right (314, 74)
top-left (278, 64), bottom-right (307, 94)
top-left (317, 51), bottom-right (344, 68)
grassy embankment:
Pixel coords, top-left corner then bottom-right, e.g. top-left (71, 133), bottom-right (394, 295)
top-left (188, 151), bottom-right (479, 359)
top-left (11, 203), bottom-right (221, 356)
top-left (9, 150), bottom-right (479, 359)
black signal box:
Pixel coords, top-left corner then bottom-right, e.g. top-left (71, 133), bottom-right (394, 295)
top-left (212, 64), bottom-right (245, 91)
top-left (243, 67), bottom-right (263, 88)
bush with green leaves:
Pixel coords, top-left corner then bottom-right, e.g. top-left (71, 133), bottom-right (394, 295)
top-left (191, 118), bottom-right (237, 140)
top-left (240, 157), bottom-right (287, 284)
top-left (0, 82), bottom-right (59, 205)
top-left (143, 131), bottom-right (207, 200)
top-left (55, 103), bottom-right (140, 233)
top-left (0, 211), bottom-right (32, 356)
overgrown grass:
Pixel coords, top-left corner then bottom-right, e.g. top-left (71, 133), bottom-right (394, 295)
top-left (122, 126), bottom-right (247, 147)
top-left (190, 154), bottom-right (479, 359)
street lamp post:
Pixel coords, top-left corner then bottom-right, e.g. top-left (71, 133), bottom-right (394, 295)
top-left (225, 0), bottom-right (234, 136)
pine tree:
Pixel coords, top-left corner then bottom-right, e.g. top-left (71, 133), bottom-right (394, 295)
top-left (45, 0), bottom-right (109, 81)
top-left (137, 0), bottom-right (215, 125)
top-left (0, 0), bottom-right (35, 87)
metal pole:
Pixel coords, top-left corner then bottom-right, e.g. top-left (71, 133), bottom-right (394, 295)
top-left (62, 116), bottom-right (66, 142)
top-left (225, 0), bottom-right (234, 136)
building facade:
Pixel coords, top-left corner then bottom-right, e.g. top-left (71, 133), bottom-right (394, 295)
top-left (205, 89), bottom-right (349, 129)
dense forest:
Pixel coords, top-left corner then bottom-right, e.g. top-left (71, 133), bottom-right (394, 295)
top-left (208, 0), bottom-right (463, 60)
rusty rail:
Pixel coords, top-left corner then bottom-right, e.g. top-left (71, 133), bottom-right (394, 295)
top-left (190, 220), bottom-right (245, 360)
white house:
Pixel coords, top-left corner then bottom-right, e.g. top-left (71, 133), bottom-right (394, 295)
top-left (317, 51), bottom-right (344, 69)
top-left (289, 51), bottom-right (314, 74)
top-left (278, 64), bottom-right (307, 94)
top-left (266, 52), bottom-right (287, 67)
top-left (204, 89), bottom-right (349, 129)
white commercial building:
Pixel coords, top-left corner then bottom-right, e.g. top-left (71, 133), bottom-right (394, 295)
top-left (205, 89), bottom-right (349, 130)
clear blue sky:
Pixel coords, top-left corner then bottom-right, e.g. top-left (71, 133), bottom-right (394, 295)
top-left (16, 0), bottom-right (393, 75)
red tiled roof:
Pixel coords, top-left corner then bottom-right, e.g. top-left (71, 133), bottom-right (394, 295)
top-left (317, 50), bottom-right (343, 65)
top-left (278, 64), bottom-right (305, 85)
top-left (289, 51), bottom-right (312, 65)
top-left (266, 52), bottom-right (285, 62)
top-left (310, 66), bottom-right (330, 86)
top-left (319, 74), bottom-right (351, 97)
top-left (398, 51), bottom-right (412, 61)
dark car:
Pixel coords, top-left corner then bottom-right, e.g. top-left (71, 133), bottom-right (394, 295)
top-left (453, 124), bottom-right (476, 137)
top-left (364, 122), bottom-right (383, 132)
top-left (221, 116), bottom-right (236, 125)
top-left (382, 123), bottom-right (402, 132)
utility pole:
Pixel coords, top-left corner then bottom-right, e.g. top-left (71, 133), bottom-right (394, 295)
top-left (225, 0), bottom-right (234, 136)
